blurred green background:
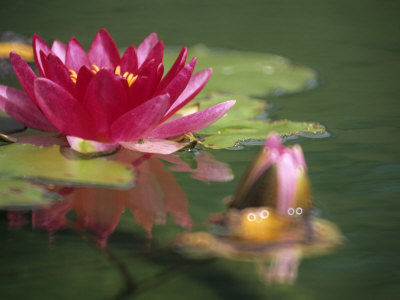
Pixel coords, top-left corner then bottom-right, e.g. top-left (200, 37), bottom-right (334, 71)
top-left (0, 0), bottom-right (399, 299)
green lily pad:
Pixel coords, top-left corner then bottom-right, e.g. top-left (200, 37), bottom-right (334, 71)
top-left (165, 45), bottom-right (317, 96)
top-left (196, 94), bottom-right (267, 133)
top-left (0, 179), bottom-right (59, 208)
top-left (200, 120), bottom-right (325, 149)
top-left (0, 143), bottom-right (135, 188)
top-left (164, 47), bottom-right (324, 149)
top-left (194, 94), bottom-right (325, 149)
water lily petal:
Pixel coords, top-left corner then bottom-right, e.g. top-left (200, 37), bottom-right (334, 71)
top-left (121, 138), bottom-right (188, 154)
top-left (111, 94), bottom-right (169, 142)
top-left (158, 57), bottom-right (196, 104)
top-left (0, 84), bottom-right (56, 131)
top-left (157, 64), bottom-right (165, 85)
top-left (137, 33), bottom-right (158, 67)
top-left (163, 68), bottom-right (212, 121)
top-left (276, 153), bottom-right (298, 214)
top-left (120, 45), bottom-right (138, 75)
top-left (141, 41), bottom-right (164, 68)
top-left (88, 29), bottom-right (120, 70)
top-left (39, 51), bottom-right (49, 77)
top-left (264, 132), bottom-right (284, 152)
top-left (75, 65), bottom-right (94, 100)
top-left (65, 37), bottom-right (90, 72)
top-left (9, 52), bottom-right (38, 105)
top-left (127, 59), bottom-right (162, 109)
top-left (32, 34), bottom-right (51, 76)
top-left (34, 78), bottom-right (96, 139)
top-left (291, 145), bottom-right (306, 168)
top-left (44, 54), bottom-right (75, 95)
top-left (51, 40), bottom-right (67, 63)
top-left (150, 100), bottom-right (235, 138)
top-left (66, 136), bottom-right (118, 154)
top-left (157, 47), bottom-right (187, 92)
top-left (83, 69), bottom-right (127, 137)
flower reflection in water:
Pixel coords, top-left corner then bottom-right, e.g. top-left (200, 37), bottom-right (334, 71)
top-left (176, 133), bottom-right (343, 284)
top-left (7, 149), bottom-right (233, 248)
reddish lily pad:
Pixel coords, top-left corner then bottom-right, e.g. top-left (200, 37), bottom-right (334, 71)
top-left (0, 143), bottom-right (135, 188)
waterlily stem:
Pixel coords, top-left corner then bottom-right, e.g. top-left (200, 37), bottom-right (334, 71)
top-left (102, 247), bottom-right (137, 300)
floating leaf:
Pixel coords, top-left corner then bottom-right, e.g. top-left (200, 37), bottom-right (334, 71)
top-left (165, 46), bottom-right (317, 97)
top-left (196, 94), bottom-right (266, 134)
top-left (201, 120), bottom-right (325, 149)
top-left (194, 95), bottom-right (325, 149)
top-left (0, 179), bottom-right (58, 208)
top-left (0, 143), bottom-right (135, 188)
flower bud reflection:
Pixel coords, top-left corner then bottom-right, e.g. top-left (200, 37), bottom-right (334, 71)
top-left (176, 133), bottom-right (343, 284)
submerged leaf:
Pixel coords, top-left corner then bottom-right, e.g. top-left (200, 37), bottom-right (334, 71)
top-left (0, 143), bottom-right (135, 188)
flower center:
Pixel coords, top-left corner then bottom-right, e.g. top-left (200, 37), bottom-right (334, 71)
top-left (114, 65), bottom-right (138, 87)
top-left (68, 65), bottom-right (138, 87)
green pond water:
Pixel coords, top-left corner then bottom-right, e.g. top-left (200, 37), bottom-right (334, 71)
top-left (0, 0), bottom-right (399, 299)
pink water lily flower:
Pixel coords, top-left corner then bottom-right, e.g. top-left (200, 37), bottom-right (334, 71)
top-left (0, 29), bottom-right (235, 154)
top-left (229, 132), bottom-right (312, 215)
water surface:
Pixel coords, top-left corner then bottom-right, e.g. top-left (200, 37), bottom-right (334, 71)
top-left (0, 0), bottom-right (399, 299)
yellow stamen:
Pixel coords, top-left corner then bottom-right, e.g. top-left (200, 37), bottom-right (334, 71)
top-left (91, 64), bottom-right (100, 73)
top-left (127, 75), bottom-right (138, 87)
top-left (69, 69), bottom-right (78, 83)
top-left (68, 64), bottom-right (138, 87)
top-left (126, 73), bottom-right (134, 83)
top-left (115, 65), bottom-right (121, 75)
